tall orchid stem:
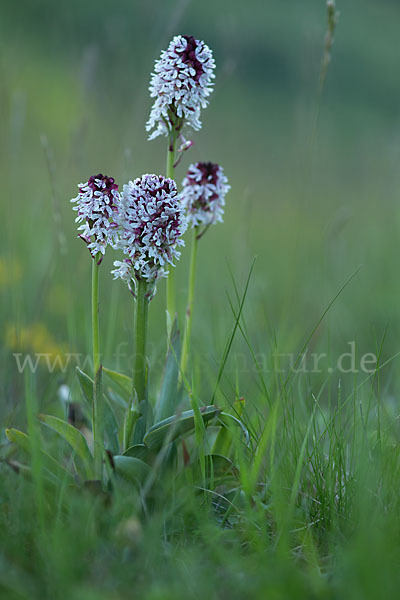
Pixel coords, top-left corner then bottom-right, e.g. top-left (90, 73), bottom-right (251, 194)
top-left (92, 254), bottom-right (103, 479)
top-left (134, 278), bottom-right (149, 412)
top-left (180, 226), bottom-right (199, 380)
top-left (166, 130), bottom-right (178, 336)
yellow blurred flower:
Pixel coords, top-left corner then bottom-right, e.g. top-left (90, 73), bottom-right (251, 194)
top-left (5, 322), bottom-right (69, 370)
top-left (46, 285), bottom-right (73, 316)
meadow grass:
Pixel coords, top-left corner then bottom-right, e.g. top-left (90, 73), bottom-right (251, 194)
top-left (2, 0), bottom-right (400, 598)
top-left (2, 266), bottom-right (400, 599)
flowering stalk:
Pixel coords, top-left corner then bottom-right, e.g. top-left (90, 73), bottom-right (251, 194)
top-left (112, 174), bottom-right (187, 441)
top-left (134, 278), bottom-right (149, 414)
top-left (91, 254), bottom-right (103, 478)
top-left (146, 34), bottom-right (215, 334)
top-left (180, 226), bottom-right (198, 377)
top-left (92, 258), bottom-right (100, 375)
top-left (179, 163), bottom-right (230, 379)
top-left (166, 132), bottom-right (177, 335)
top-left (71, 173), bottom-right (120, 479)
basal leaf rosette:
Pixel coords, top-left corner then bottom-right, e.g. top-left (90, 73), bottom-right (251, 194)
top-left (146, 35), bottom-right (216, 140)
top-left (112, 174), bottom-right (187, 295)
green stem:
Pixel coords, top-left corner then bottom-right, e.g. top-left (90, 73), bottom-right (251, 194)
top-left (180, 227), bottom-right (198, 379)
top-left (166, 133), bottom-right (177, 336)
top-left (134, 278), bottom-right (149, 409)
top-left (166, 135), bottom-right (176, 179)
top-left (124, 278), bottom-right (149, 448)
top-left (92, 255), bottom-right (103, 479)
top-left (92, 258), bottom-right (100, 374)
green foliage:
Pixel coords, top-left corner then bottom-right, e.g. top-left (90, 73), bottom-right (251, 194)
top-left (2, 0), bottom-right (400, 597)
top-left (103, 367), bottom-right (132, 398)
top-left (144, 406), bottom-right (221, 451)
top-left (38, 414), bottom-right (94, 480)
top-left (7, 363), bottom-right (246, 503)
top-left (112, 455), bottom-right (151, 486)
top-left (76, 367), bottom-right (120, 455)
top-left (5, 427), bottom-right (75, 485)
top-left (154, 319), bottom-right (182, 422)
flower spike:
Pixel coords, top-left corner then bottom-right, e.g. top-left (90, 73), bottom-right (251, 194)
top-left (146, 35), bottom-right (216, 140)
top-left (71, 173), bottom-right (120, 259)
top-left (112, 174), bottom-right (187, 289)
top-left (181, 162), bottom-right (230, 229)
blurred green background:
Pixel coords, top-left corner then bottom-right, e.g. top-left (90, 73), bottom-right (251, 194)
top-left (1, 0), bottom-right (400, 420)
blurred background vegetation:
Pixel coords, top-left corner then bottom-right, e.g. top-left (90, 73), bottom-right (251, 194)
top-left (1, 0), bottom-right (400, 422)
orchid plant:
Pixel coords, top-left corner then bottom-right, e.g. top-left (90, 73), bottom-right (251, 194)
top-left (6, 34), bottom-right (245, 502)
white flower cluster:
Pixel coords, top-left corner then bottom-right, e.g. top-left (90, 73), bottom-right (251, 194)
top-left (112, 174), bottom-right (187, 283)
top-left (146, 35), bottom-right (215, 140)
top-left (181, 162), bottom-right (230, 228)
top-left (71, 174), bottom-right (120, 258)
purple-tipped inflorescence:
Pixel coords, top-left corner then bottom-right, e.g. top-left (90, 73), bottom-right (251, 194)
top-left (71, 173), bottom-right (120, 258)
top-left (112, 174), bottom-right (187, 285)
top-left (181, 162), bottom-right (230, 228)
top-left (146, 35), bottom-right (216, 140)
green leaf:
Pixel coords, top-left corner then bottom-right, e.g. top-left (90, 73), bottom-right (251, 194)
top-left (132, 400), bottom-right (153, 446)
top-left (123, 443), bottom-right (155, 463)
top-left (106, 388), bottom-right (128, 410)
top-left (103, 367), bottom-right (132, 399)
top-left (39, 414), bottom-right (94, 479)
top-left (103, 401), bottom-right (120, 456)
top-left (218, 412), bottom-right (250, 445)
top-left (205, 454), bottom-right (239, 481)
top-left (123, 400), bottom-right (140, 451)
top-left (143, 406), bottom-right (221, 450)
top-left (211, 425), bottom-right (232, 456)
top-left (6, 428), bottom-right (75, 484)
top-left (5, 428), bottom-right (30, 453)
top-left (75, 367), bottom-right (93, 407)
top-left (190, 394), bottom-right (207, 484)
top-left (212, 400), bottom-right (248, 455)
top-left (189, 454), bottom-right (239, 488)
top-left (76, 367), bottom-right (120, 455)
top-left (112, 455), bottom-right (150, 485)
top-left (154, 319), bottom-right (183, 422)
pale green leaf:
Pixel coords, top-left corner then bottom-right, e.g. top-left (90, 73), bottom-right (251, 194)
top-left (143, 406), bottom-right (221, 450)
